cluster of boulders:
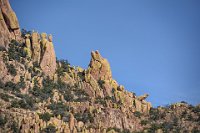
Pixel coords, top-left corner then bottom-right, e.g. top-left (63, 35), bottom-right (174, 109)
top-left (86, 50), bottom-right (151, 113)
top-left (24, 32), bottom-right (57, 77)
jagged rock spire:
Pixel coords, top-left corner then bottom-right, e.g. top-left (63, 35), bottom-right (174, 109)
top-left (88, 50), bottom-right (112, 81)
top-left (40, 34), bottom-right (56, 77)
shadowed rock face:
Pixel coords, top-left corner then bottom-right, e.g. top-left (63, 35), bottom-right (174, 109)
top-left (0, 0), bottom-right (21, 49)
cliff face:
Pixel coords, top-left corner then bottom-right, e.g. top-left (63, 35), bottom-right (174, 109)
top-left (0, 1), bottom-right (199, 133)
top-left (0, 0), bottom-right (21, 49)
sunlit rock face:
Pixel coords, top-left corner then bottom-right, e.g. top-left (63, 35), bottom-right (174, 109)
top-left (40, 34), bottom-right (57, 77)
top-left (0, 0), bottom-right (21, 49)
top-left (88, 50), bottom-right (112, 81)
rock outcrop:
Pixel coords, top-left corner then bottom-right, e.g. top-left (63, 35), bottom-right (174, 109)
top-left (32, 32), bottom-right (41, 64)
top-left (0, 0), bottom-right (21, 49)
top-left (40, 34), bottom-right (57, 77)
top-left (89, 50), bottom-right (112, 81)
top-left (1, 1), bottom-right (198, 133)
top-left (24, 32), bottom-right (56, 77)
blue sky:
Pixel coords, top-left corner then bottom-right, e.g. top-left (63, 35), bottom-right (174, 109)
top-left (10, 0), bottom-right (200, 106)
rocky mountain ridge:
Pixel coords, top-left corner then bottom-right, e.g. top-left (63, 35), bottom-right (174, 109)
top-left (0, 0), bottom-right (199, 133)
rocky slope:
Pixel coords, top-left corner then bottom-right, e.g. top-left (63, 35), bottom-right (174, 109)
top-left (0, 0), bottom-right (199, 133)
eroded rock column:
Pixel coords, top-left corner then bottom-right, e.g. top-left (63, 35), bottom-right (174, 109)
top-left (32, 32), bottom-right (41, 65)
top-left (40, 34), bottom-right (56, 77)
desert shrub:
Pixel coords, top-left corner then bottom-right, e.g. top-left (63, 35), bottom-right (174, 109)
top-left (15, 76), bottom-right (26, 89)
top-left (56, 59), bottom-right (70, 76)
top-left (31, 85), bottom-right (45, 100)
top-left (21, 29), bottom-right (32, 38)
top-left (39, 112), bottom-right (52, 122)
top-left (160, 122), bottom-right (173, 132)
top-left (105, 96), bottom-right (116, 103)
top-left (42, 77), bottom-right (56, 93)
top-left (10, 100), bottom-right (21, 108)
top-left (47, 102), bottom-right (71, 118)
top-left (149, 108), bottom-right (160, 120)
top-left (31, 78), bottom-right (56, 101)
top-left (4, 81), bottom-right (19, 92)
top-left (0, 80), bottom-right (4, 88)
top-left (98, 80), bottom-right (105, 88)
top-left (122, 129), bottom-right (131, 133)
top-left (134, 111), bottom-right (142, 118)
top-left (33, 62), bottom-right (40, 68)
top-left (41, 124), bottom-right (57, 133)
top-left (186, 114), bottom-right (194, 121)
top-left (74, 111), bottom-right (94, 123)
top-left (106, 127), bottom-right (121, 133)
top-left (10, 121), bottom-right (19, 133)
top-left (64, 92), bottom-right (74, 102)
top-left (192, 128), bottom-right (200, 133)
top-left (74, 96), bottom-right (90, 102)
top-left (95, 97), bottom-right (107, 107)
top-left (73, 89), bottom-right (90, 102)
top-left (0, 46), bottom-right (5, 51)
top-left (192, 106), bottom-right (200, 113)
top-left (56, 78), bottom-right (68, 92)
top-left (140, 120), bottom-right (148, 126)
top-left (0, 115), bottom-right (7, 127)
top-left (148, 123), bottom-right (161, 132)
top-left (0, 93), bottom-right (13, 102)
top-left (28, 66), bottom-right (33, 73)
top-left (11, 95), bottom-right (35, 110)
top-left (74, 89), bottom-right (88, 96)
top-left (7, 64), bottom-right (17, 76)
top-left (180, 101), bottom-right (188, 104)
top-left (173, 117), bottom-right (179, 127)
top-left (106, 128), bottom-right (131, 133)
top-left (8, 40), bottom-right (27, 62)
top-left (181, 111), bottom-right (187, 118)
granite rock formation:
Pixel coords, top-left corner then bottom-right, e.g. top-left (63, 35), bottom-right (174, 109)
top-left (0, 1), bottom-right (199, 133)
top-left (0, 0), bottom-right (21, 49)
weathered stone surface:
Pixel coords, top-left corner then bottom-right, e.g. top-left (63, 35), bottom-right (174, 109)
top-left (40, 33), bottom-right (48, 55)
top-left (69, 113), bottom-right (75, 131)
top-left (40, 34), bottom-right (56, 77)
top-left (32, 32), bottom-right (41, 64)
top-left (24, 34), bottom-right (32, 58)
top-left (134, 98), bottom-right (152, 113)
top-left (137, 94), bottom-right (149, 101)
top-left (134, 99), bottom-right (142, 112)
top-left (88, 50), bottom-right (112, 81)
top-left (0, 0), bottom-right (21, 49)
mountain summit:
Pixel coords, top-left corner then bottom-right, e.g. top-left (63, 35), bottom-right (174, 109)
top-left (0, 0), bottom-right (199, 133)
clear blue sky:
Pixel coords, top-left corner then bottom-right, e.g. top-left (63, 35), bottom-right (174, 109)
top-left (10, 0), bottom-right (200, 106)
